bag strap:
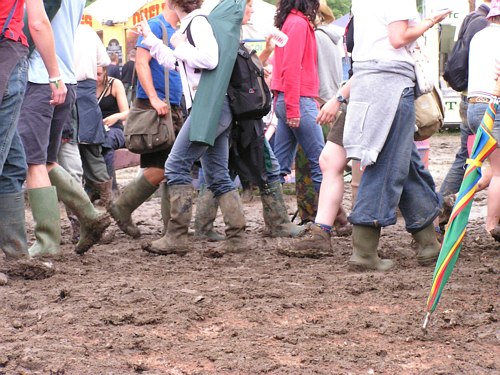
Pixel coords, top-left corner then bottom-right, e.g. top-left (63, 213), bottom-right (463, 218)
top-left (160, 22), bottom-right (170, 107)
top-left (97, 77), bottom-right (114, 104)
top-left (1, 0), bottom-right (19, 38)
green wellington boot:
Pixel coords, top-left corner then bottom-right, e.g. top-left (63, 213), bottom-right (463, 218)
top-left (49, 166), bottom-right (110, 254)
top-left (28, 187), bottom-right (61, 257)
top-left (216, 190), bottom-right (248, 254)
top-left (349, 225), bottom-right (394, 271)
top-left (109, 174), bottom-right (158, 238)
top-left (194, 187), bottom-right (225, 241)
top-left (413, 223), bottom-right (441, 266)
top-left (0, 192), bottom-right (29, 259)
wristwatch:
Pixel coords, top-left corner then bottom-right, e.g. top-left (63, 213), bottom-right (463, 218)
top-left (336, 92), bottom-right (348, 104)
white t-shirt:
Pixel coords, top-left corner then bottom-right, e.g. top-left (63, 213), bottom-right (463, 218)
top-left (351, 0), bottom-right (418, 63)
top-left (468, 24), bottom-right (500, 97)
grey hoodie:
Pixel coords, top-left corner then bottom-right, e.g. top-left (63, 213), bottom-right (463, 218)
top-left (315, 25), bottom-right (343, 103)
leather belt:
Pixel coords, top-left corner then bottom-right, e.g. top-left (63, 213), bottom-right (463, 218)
top-left (468, 96), bottom-right (491, 104)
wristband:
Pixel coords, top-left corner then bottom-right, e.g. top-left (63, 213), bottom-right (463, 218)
top-left (424, 18), bottom-right (434, 29)
top-left (49, 76), bottom-right (62, 89)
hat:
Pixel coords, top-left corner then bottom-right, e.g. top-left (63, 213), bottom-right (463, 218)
top-left (487, 0), bottom-right (500, 18)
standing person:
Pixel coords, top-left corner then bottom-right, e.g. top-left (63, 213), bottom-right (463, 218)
top-left (0, 0), bottom-right (64, 277)
top-left (107, 52), bottom-right (121, 79)
top-left (467, 1), bottom-right (500, 241)
top-left (17, 0), bottom-right (110, 257)
top-left (271, 0), bottom-right (324, 196)
top-left (109, 4), bottom-right (184, 239)
top-left (137, 0), bottom-right (248, 256)
top-left (74, 24), bottom-right (114, 209)
top-left (121, 48), bottom-right (136, 104)
top-left (334, 1), bottom-right (450, 271)
top-left (96, 65), bottom-right (129, 192)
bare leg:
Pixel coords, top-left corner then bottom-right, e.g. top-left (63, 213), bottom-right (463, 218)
top-left (143, 167), bottom-right (165, 186)
top-left (486, 149), bottom-right (500, 232)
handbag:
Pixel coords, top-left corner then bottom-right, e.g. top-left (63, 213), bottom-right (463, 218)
top-left (407, 42), bottom-right (434, 97)
top-left (414, 86), bottom-right (445, 141)
top-left (124, 23), bottom-right (175, 154)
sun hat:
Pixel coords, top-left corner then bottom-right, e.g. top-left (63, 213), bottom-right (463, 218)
top-left (487, 0), bottom-right (500, 18)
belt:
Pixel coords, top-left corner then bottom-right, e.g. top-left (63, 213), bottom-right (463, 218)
top-left (468, 96), bottom-right (491, 104)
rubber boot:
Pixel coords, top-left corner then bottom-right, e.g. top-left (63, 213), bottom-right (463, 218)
top-left (194, 187), bottom-right (225, 241)
top-left (48, 166), bottom-right (110, 255)
top-left (0, 192), bottom-right (29, 259)
top-left (279, 224), bottom-right (333, 258)
top-left (109, 174), bottom-right (158, 238)
top-left (93, 179), bottom-right (113, 209)
top-left (260, 181), bottom-right (305, 238)
top-left (142, 184), bottom-right (194, 256)
top-left (332, 206), bottom-right (353, 237)
top-left (160, 182), bottom-right (170, 235)
top-left (28, 187), bottom-right (61, 257)
top-left (349, 225), bottom-right (394, 271)
top-left (66, 208), bottom-right (80, 244)
top-left (413, 224), bottom-right (441, 266)
top-left (211, 190), bottom-right (247, 256)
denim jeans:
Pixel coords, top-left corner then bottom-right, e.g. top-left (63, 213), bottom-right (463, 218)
top-left (165, 98), bottom-right (235, 197)
top-left (0, 57), bottom-right (28, 194)
top-left (273, 93), bottom-right (325, 191)
top-left (439, 95), bottom-right (472, 196)
top-left (264, 138), bottom-right (280, 184)
top-left (349, 88), bottom-right (442, 233)
top-left (467, 102), bottom-right (500, 143)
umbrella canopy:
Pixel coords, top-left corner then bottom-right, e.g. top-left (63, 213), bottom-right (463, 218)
top-left (423, 80), bottom-right (500, 329)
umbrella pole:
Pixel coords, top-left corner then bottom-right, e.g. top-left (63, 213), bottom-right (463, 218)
top-left (422, 312), bottom-right (431, 331)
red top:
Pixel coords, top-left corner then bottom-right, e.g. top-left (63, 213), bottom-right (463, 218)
top-left (271, 9), bottom-right (319, 118)
top-left (0, 0), bottom-right (28, 46)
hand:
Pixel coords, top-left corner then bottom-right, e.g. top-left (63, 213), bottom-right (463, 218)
top-left (428, 9), bottom-right (452, 25)
top-left (49, 80), bottom-right (67, 106)
top-left (150, 96), bottom-right (169, 116)
top-left (103, 114), bottom-right (119, 127)
top-left (134, 14), bottom-right (151, 37)
top-left (263, 35), bottom-right (275, 54)
top-left (170, 31), bottom-right (187, 48)
top-left (316, 98), bottom-right (341, 125)
top-left (287, 117), bottom-right (300, 128)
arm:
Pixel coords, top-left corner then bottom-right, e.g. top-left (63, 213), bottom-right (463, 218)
top-left (258, 36), bottom-right (275, 65)
top-left (25, 0), bottom-right (66, 106)
top-left (316, 79), bottom-right (351, 125)
top-left (103, 79), bottom-right (130, 126)
top-left (387, 9), bottom-right (452, 49)
top-left (142, 33), bottom-right (177, 70)
top-left (135, 47), bottom-right (168, 116)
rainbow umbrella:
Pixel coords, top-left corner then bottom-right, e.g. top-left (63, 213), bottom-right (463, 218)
top-left (423, 80), bottom-right (500, 330)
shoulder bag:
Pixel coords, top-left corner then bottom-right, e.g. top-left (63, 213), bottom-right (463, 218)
top-left (414, 86), bottom-right (445, 141)
top-left (125, 23), bottom-right (175, 154)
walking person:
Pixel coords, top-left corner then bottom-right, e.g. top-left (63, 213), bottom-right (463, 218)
top-left (109, 4), bottom-right (184, 239)
top-left (17, 0), bottom-right (110, 256)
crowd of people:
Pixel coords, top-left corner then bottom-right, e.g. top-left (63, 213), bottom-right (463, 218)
top-left (0, 0), bottom-right (499, 282)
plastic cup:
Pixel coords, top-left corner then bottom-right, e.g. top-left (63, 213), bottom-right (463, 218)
top-left (269, 28), bottom-right (288, 48)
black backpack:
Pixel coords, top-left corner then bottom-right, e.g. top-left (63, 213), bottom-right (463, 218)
top-left (443, 9), bottom-right (488, 92)
top-left (227, 44), bottom-right (272, 120)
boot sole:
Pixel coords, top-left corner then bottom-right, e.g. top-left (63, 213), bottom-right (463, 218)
top-left (142, 242), bottom-right (189, 256)
top-left (348, 260), bottom-right (394, 272)
top-left (75, 213), bottom-right (112, 255)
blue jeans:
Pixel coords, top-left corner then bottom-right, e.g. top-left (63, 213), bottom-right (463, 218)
top-left (439, 96), bottom-right (472, 196)
top-left (273, 93), bottom-right (325, 191)
top-left (0, 57), bottom-right (28, 194)
top-left (349, 88), bottom-right (442, 233)
top-left (264, 138), bottom-right (280, 184)
top-left (467, 102), bottom-right (500, 143)
top-left (165, 98), bottom-right (235, 197)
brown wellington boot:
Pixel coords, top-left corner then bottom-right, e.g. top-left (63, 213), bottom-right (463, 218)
top-left (48, 166), bottom-right (110, 255)
top-left (109, 174), bottom-right (158, 238)
top-left (194, 187), bottom-right (225, 241)
top-left (332, 206), bottom-right (353, 237)
top-left (93, 179), bottom-right (113, 209)
top-left (348, 225), bottom-right (394, 271)
top-left (142, 184), bottom-right (194, 256)
top-left (413, 224), bottom-right (441, 266)
top-left (260, 181), bottom-right (306, 238)
top-left (205, 190), bottom-right (247, 257)
top-left (278, 224), bottom-right (333, 258)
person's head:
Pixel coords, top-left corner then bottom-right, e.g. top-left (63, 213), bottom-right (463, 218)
top-left (109, 53), bottom-right (119, 64)
top-left (242, 0), bottom-right (254, 25)
top-left (487, 0), bottom-right (500, 23)
top-left (274, 0), bottom-right (320, 29)
top-left (316, 0), bottom-right (334, 26)
top-left (167, 0), bottom-right (203, 15)
top-left (96, 65), bottom-right (108, 86)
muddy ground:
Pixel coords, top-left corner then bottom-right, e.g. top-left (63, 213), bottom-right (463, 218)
top-left (0, 132), bottom-right (499, 374)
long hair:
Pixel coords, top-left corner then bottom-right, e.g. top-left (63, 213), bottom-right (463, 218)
top-left (274, 0), bottom-right (320, 29)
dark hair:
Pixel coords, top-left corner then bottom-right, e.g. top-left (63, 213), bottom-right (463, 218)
top-left (170, 0), bottom-right (203, 14)
top-left (274, 0), bottom-right (319, 29)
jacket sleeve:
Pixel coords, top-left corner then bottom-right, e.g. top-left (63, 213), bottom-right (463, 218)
top-left (142, 33), bottom-right (177, 71)
top-left (281, 18), bottom-right (308, 118)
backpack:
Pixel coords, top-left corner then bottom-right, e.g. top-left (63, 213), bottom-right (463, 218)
top-left (443, 9), bottom-right (488, 92)
top-left (227, 44), bottom-right (272, 120)
top-left (186, 20), bottom-right (271, 121)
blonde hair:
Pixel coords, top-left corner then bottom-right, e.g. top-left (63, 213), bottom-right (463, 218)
top-left (316, 0), bottom-right (335, 25)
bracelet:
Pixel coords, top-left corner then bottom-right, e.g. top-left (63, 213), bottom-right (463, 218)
top-left (424, 18), bottom-right (434, 29)
top-left (49, 76), bottom-right (61, 89)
